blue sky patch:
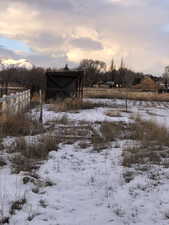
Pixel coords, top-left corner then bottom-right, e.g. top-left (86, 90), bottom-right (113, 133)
top-left (0, 36), bottom-right (31, 53)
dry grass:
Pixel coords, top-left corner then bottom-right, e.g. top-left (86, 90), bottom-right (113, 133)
top-left (100, 121), bottom-right (120, 142)
top-left (10, 154), bottom-right (38, 174)
top-left (122, 146), bottom-right (164, 167)
top-left (91, 121), bottom-right (124, 151)
top-left (123, 118), bottom-right (169, 167)
top-left (78, 141), bottom-right (91, 149)
top-left (55, 114), bottom-right (69, 124)
top-left (128, 118), bottom-right (169, 146)
top-left (91, 130), bottom-right (106, 151)
top-left (48, 98), bottom-right (106, 112)
top-left (0, 113), bottom-right (44, 137)
top-left (10, 134), bottom-right (59, 173)
top-left (30, 92), bottom-right (45, 110)
top-left (31, 92), bottom-right (40, 102)
top-left (44, 114), bottom-right (70, 131)
top-left (84, 88), bottom-right (169, 102)
top-left (105, 110), bottom-right (121, 117)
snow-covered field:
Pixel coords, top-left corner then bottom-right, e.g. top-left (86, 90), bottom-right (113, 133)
top-left (1, 98), bottom-right (169, 225)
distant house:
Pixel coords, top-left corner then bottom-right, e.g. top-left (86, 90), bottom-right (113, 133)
top-left (104, 81), bottom-right (115, 88)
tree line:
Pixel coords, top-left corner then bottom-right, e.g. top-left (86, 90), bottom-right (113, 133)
top-left (78, 58), bottom-right (160, 87)
top-left (0, 58), bottom-right (161, 95)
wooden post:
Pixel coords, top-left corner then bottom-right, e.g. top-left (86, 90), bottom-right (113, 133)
top-left (27, 90), bottom-right (31, 110)
top-left (19, 92), bottom-right (22, 112)
top-left (10, 93), bottom-right (15, 114)
top-left (16, 93), bottom-right (19, 113)
top-left (39, 89), bottom-right (43, 123)
top-left (2, 95), bottom-right (7, 113)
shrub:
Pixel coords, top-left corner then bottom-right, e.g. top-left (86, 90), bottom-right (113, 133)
top-left (128, 118), bottom-right (169, 146)
top-left (101, 121), bottom-right (124, 141)
top-left (10, 134), bottom-right (59, 173)
top-left (134, 77), bottom-right (157, 91)
top-left (0, 113), bottom-right (43, 137)
top-left (123, 118), bottom-right (169, 167)
top-left (91, 121), bottom-right (124, 151)
top-left (91, 130), bottom-right (106, 151)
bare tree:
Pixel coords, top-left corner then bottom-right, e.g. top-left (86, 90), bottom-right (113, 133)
top-left (79, 59), bottom-right (106, 86)
top-left (109, 58), bottom-right (117, 86)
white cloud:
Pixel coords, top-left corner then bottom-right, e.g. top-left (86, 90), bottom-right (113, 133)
top-left (0, 58), bottom-right (33, 69)
top-left (0, 3), bottom-right (41, 39)
top-left (0, 0), bottom-right (169, 74)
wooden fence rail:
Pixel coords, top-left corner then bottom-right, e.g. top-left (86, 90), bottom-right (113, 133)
top-left (0, 90), bottom-right (31, 114)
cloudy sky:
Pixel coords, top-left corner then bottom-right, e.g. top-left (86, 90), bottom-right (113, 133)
top-left (0, 0), bottom-right (169, 75)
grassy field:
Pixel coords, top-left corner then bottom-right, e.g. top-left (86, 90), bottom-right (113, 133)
top-left (84, 87), bottom-right (169, 101)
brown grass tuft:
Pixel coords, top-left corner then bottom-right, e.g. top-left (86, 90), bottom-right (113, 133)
top-left (128, 118), bottom-right (169, 146)
top-left (10, 134), bottom-right (59, 173)
top-left (48, 98), bottom-right (106, 112)
top-left (105, 110), bottom-right (121, 117)
top-left (123, 118), bottom-right (169, 167)
top-left (0, 113), bottom-right (44, 137)
top-left (91, 121), bottom-right (124, 151)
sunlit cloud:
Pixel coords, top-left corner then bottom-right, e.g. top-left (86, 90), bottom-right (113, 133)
top-left (0, 58), bottom-right (33, 69)
top-left (0, 0), bottom-right (169, 74)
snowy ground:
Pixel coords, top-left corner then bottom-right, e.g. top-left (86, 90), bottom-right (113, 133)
top-left (1, 98), bottom-right (169, 225)
top-left (42, 98), bottom-right (169, 128)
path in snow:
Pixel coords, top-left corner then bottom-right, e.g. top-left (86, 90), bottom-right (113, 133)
top-left (9, 142), bottom-right (169, 225)
top-left (10, 144), bottom-right (123, 225)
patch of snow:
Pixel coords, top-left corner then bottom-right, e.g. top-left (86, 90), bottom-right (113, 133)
top-left (1, 98), bottom-right (169, 224)
top-left (7, 143), bottom-right (169, 225)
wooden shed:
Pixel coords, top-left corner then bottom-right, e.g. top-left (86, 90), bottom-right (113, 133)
top-left (45, 70), bottom-right (84, 100)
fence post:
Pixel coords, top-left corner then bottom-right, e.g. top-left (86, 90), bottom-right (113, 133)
top-left (28, 90), bottom-right (30, 106)
top-left (20, 92), bottom-right (23, 112)
top-left (39, 89), bottom-right (43, 123)
top-left (10, 93), bottom-right (15, 114)
top-left (17, 92), bottom-right (22, 113)
top-left (15, 93), bottom-right (19, 113)
top-left (22, 91), bottom-right (26, 110)
top-left (2, 95), bottom-right (7, 113)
